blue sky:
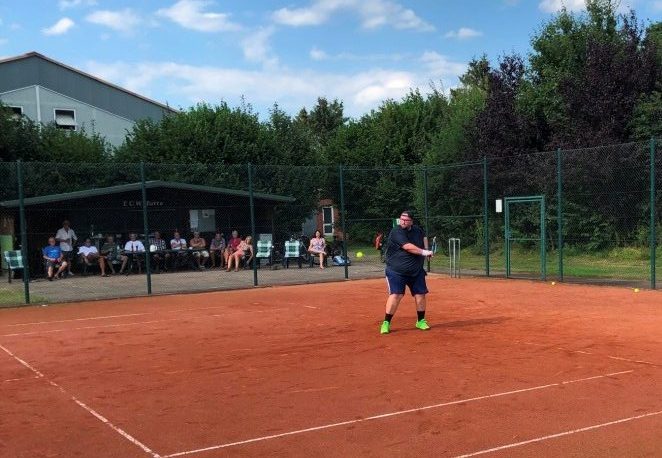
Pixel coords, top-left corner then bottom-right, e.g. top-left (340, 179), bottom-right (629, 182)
top-left (1, 1), bottom-right (660, 118)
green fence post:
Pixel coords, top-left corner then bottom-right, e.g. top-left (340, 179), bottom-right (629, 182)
top-left (557, 148), bottom-right (563, 282)
top-left (651, 138), bottom-right (656, 290)
top-left (339, 165), bottom-right (349, 279)
top-left (248, 163), bottom-right (258, 287)
top-left (17, 160), bottom-right (30, 304)
top-left (423, 166), bottom-right (430, 272)
top-left (140, 162), bottom-right (152, 295)
top-left (483, 156), bottom-right (489, 276)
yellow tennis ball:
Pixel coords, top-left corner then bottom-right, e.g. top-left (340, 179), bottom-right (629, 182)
top-left (551, 281), bottom-right (556, 285)
top-left (356, 251), bottom-right (363, 258)
top-left (634, 288), bottom-right (639, 293)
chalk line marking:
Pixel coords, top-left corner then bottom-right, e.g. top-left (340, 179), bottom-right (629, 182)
top-left (519, 341), bottom-right (660, 367)
top-left (0, 343), bottom-right (160, 458)
top-left (1, 303), bottom-right (277, 329)
top-left (161, 370), bottom-right (633, 457)
top-left (454, 410), bottom-right (662, 457)
top-left (1, 317), bottom-right (188, 337)
top-left (3, 375), bottom-right (41, 383)
top-left (5, 312), bottom-right (151, 327)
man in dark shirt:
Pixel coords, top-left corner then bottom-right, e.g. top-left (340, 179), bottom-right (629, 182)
top-left (381, 210), bottom-right (433, 334)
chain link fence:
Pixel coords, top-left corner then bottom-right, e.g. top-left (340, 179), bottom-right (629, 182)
top-left (0, 138), bottom-right (660, 306)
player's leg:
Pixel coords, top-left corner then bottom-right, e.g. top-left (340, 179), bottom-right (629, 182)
top-left (410, 271), bottom-right (430, 330)
top-left (382, 268), bottom-right (406, 334)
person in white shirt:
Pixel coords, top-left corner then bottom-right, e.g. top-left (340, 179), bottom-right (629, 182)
top-left (55, 220), bottom-right (77, 276)
top-left (78, 238), bottom-right (104, 276)
top-left (170, 231), bottom-right (189, 270)
top-left (119, 233), bottom-right (145, 274)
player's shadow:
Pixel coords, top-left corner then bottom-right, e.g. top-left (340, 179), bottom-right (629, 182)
top-left (438, 316), bottom-right (510, 328)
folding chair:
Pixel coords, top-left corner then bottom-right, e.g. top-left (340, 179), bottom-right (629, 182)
top-left (282, 240), bottom-right (302, 268)
top-left (255, 240), bottom-right (273, 268)
top-left (4, 250), bottom-right (24, 283)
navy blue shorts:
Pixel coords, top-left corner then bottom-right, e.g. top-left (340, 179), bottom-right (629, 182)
top-left (385, 268), bottom-right (428, 296)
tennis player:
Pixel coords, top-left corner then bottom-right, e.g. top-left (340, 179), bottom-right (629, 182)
top-left (381, 210), bottom-right (433, 334)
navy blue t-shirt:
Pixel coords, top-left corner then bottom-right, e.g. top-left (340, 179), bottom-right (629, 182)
top-left (385, 225), bottom-right (426, 276)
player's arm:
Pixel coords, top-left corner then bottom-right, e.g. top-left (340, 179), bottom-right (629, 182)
top-left (401, 243), bottom-right (432, 257)
top-left (423, 236), bottom-right (429, 250)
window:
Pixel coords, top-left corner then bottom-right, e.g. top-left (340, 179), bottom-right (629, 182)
top-left (54, 109), bottom-right (76, 130)
top-left (322, 206), bottom-right (334, 236)
top-left (2, 106), bottom-right (22, 120)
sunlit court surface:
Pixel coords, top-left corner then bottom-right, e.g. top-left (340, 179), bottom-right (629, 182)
top-left (2, 276), bottom-right (662, 457)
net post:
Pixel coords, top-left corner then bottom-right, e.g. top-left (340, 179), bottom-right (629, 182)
top-left (140, 161), bottom-right (152, 295)
top-left (17, 160), bottom-right (30, 304)
top-left (423, 166), bottom-right (430, 273)
top-left (651, 138), bottom-right (656, 290)
top-left (338, 165), bottom-right (348, 279)
top-left (248, 163), bottom-right (258, 287)
top-left (483, 156), bottom-right (489, 276)
top-left (557, 148), bottom-right (563, 282)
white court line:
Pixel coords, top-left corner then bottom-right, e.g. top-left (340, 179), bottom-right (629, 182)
top-left (1, 317), bottom-right (188, 337)
top-left (0, 343), bottom-right (160, 458)
top-left (3, 375), bottom-right (41, 383)
top-left (5, 312), bottom-right (152, 327)
top-left (161, 370), bottom-right (633, 457)
top-left (454, 410), bottom-right (662, 457)
top-left (2, 303), bottom-right (261, 328)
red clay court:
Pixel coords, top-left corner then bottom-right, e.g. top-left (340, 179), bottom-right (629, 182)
top-left (1, 276), bottom-right (661, 457)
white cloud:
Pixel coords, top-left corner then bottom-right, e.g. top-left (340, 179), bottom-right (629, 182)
top-left (539, 0), bottom-right (638, 13)
top-left (539, 0), bottom-right (586, 12)
top-left (84, 54), bottom-right (466, 118)
top-left (59, 0), bottom-right (97, 10)
top-left (42, 17), bottom-right (75, 36)
top-left (310, 47), bottom-right (329, 61)
top-left (309, 47), bottom-right (407, 62)
top-left (241, 27), bottom-right (278, 68)
top-left (421, 51), bottom-right (468, 77)
top-left (156, 0), bottom-right (241, 32)
top-left (86, 9), bottom-right (141, 34)
top-left (273, 0), bottom-right (434, 31)
top-left (444, 27), bottom-right (483, 40)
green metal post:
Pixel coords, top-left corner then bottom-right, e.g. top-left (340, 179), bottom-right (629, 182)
top-left (423, 166), bottom-right (430, 272)
top-left (541, 197), bottom-right (546, 281)
top-left (483, 156), bottom-right (489, 276)
top-left (140, 162), bottom-right (152, 295)
top-left (505, 200), bottom-right (510, 278)
top-left (651, 138), bottom-right (656, 289)
top-left (17, 161), bottom-right (30, 304)
top-left (339, 165), bottom-right (349, 279)
top-left (248, 163), bottom-right (258, 286)
top-left (557, 148), bottom-right (563, 282)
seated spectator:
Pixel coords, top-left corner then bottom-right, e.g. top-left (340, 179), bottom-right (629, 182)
top-left (189, 231), bottom-right (210, 270)
top-left (226, 235), bottom-right (254, 272)
top-left (170, 231), bottom-right (188, 270)
top-left (308, 230), bottom-right (327, 269)
top-left (78, 238), bottom-right (104, 276)
top-left (42, 236), bottom-right (68, 281)
top-left (149, 231), bottom-right (170, 273)
top-left (99, 235), bottom-right (121, 275)
top-left (120, 233), bottom-right (146, 274)
top-left (224, 230), bottom-right (241, 267)
top-left (209, 232), bottom-right (226, 268)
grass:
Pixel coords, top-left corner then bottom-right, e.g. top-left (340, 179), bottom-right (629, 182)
top-left (348, 243), bottom-right (661, 281)
top-left (0, 285), bottom-right (47, 307)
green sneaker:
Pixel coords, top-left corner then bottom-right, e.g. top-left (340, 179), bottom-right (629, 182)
top-left (380, 321), bottom-right (391, 334)
top-left (415, 319), bottom-right (430, 330)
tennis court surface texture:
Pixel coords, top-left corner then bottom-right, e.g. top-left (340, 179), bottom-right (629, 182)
top-left (2, 276), bottom-right (661, 457)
